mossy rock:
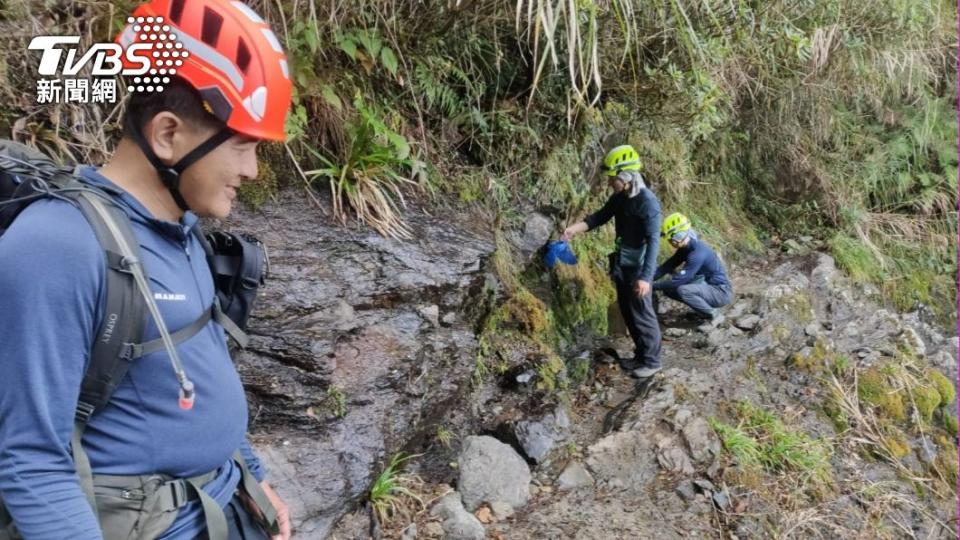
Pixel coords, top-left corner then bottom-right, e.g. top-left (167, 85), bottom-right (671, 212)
top-left (536, 354), bottom-right (568, 392)
top-left (552, 253), bottom-right (615, 336)
top-left (788, 339), bottom-right (834, 373)
top-left (925, 369), bottom-right (955, 406)
top-left (772, 291), bottom-right (814, 324)
top-left (932, 436), bottom-right (958, 493)
top-left (505, 288), bottom-right (550, 335)
top-left (770, 324), bottom-right (790, 343)
top-left (912, 384), bottom-right (941, 423)
top-left (565, 355), bottom-right (591, 387)
top-left (942, 414), bottom-right (958, 438)
top-left (881, 429), bottom-right (911, 460)
top-left (858, 366), bottom-right (906, 422)
top-left (238, 158), bottom-right (280, 208)
top-left (822, 391), bottom-right (849, 432)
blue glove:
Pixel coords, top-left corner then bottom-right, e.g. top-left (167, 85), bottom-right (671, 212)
top-left (544, 240), bottom-right (578, 268)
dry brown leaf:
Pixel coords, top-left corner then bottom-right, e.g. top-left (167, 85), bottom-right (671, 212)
top-left (475, 506), bottom-right (493, 523)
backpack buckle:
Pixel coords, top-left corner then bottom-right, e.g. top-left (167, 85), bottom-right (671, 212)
top-left (119, 488), bottom-right (146, 501)
top-left (75, 401), bottom-right (96, 424)
top-left (153, 479), bottom-right (190, 510)
top-left (119, 342), bottom-right (136, 361)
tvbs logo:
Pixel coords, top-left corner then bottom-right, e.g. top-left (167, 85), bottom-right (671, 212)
top-left (29, 36), bottom-right (152, 77)
top-left (28, 16), bottom-right (184, 104)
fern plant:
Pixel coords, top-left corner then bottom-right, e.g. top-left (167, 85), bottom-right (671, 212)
top-left (304, 97), bottom-right (424, 239)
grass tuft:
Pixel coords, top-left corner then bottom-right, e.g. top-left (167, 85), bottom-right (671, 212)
top-left (368, 453), bottom-right (425, 526)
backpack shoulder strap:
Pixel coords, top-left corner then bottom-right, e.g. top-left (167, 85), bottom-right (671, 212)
top-left (31, 180), bottom-right (148, 519)
top-left (192, 225), bottom-right (251, 347)
top-left (67, 186), bottom-right (200, 519)
top-left (70, 184), bottom-right (147, 425)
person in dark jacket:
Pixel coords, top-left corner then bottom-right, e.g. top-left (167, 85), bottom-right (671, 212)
top-left (653, 212), bottom-right (733, 326)
top-left (563, 145), bottom-right (663, 378)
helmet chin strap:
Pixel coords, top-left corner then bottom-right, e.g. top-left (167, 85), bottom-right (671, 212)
top-left (129, 126), bottom-right (235, 212)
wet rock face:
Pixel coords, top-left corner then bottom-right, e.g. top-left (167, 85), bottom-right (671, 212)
top-left (218, 193), bottom-right (495, 537)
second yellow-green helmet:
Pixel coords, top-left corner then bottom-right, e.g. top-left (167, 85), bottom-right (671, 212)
top-left (602, 144), bottom-right (643, 177)
top-left (661, 212), bottom-right (692, 239)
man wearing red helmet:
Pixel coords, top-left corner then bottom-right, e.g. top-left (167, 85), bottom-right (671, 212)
top-left (0, 1), bottom-right (293, 539)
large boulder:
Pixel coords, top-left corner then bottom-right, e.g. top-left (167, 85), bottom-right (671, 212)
top-left (458, 436), bottom-right (532, 512)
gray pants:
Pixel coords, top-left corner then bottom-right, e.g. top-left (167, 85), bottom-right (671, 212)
top-left (660, 282), bottom-right (732, 316)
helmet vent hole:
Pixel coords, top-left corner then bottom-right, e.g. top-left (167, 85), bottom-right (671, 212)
top-left (237, 39), bottom-right (251, 74)
top-left (201, 7), bottom-right (224, 46)
top-left (170, 0), bottom-right (186, 25)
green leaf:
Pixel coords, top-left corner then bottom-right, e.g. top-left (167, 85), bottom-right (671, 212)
top-left (295, 70), bottom-right (309, 88)
top-left (284, 104), bottom-right (308, 142)
top-left (304, 20), bottom-right (319, 53)
top-left (357, 31), bottom-right (382, 58)
top-left (380, 47), bottom-right (398, 76)
top-left (388, 133), bottom-right (410, 160)
top-left (338, 36), bottom-right (358, 59)
top-left (895, 171), bottom-right (912, 191)
top-left (321, 85), bottom-right (343, 111)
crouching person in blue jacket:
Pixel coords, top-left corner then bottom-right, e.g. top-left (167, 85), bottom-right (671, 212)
top-left (653, 213), bottom-right (733, 326)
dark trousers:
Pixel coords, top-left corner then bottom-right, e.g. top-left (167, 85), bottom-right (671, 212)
top-left (614, 267), bottom-right (662, 368)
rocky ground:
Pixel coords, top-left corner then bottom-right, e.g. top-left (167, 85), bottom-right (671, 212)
top-left (221, 196), bottom-right (957, 539)
top-left (329, 248), bottom-right (957, 539)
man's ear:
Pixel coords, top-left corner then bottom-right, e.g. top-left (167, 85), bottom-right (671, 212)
top-left (143, 111), bottom-right (183, 163)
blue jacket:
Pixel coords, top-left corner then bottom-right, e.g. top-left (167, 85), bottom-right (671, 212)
top-left (584, 189), bottom-right (662, 282)
top-left (653, 237), bottom-right (730, 291)
top-left (0, 167), bottom-right (264, 539)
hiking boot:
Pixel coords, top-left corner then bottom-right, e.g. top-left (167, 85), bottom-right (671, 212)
top-left (630, 365), bottom-right (661, 379)
top-left (694, 310), bottom-right (724, 331)
top-left (619, 356), bottom-right (644, 372)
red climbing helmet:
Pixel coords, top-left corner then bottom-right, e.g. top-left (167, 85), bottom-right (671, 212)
top-left (116, 0), bottom-right (292, 141)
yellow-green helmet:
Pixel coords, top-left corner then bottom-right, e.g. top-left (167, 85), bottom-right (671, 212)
top-left (602, 144), bottom-right (642, 177)
top-left (661, 212), bottom-right (691, 239)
